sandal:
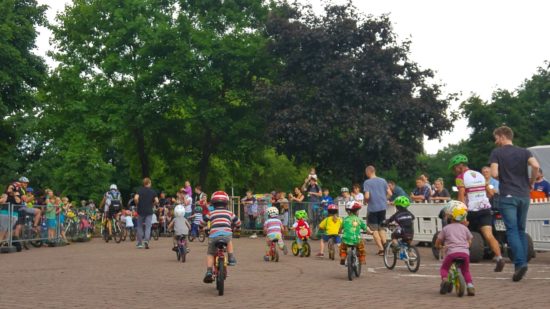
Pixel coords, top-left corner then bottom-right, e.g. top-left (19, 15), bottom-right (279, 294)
top-left (376, 250), bottom-right (384, 256)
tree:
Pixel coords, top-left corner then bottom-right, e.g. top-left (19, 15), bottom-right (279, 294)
top-left (0, 0), bottom-right (47, 183)
top-left (257, 2), bottom-right (456, 183)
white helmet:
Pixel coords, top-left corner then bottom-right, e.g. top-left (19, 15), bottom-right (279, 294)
top-left (267, 207), bottom-right (279, 218)
top-left (110, 184), bottom-right (118, 190)
top-left (174, 205), bottom-right (185, 218)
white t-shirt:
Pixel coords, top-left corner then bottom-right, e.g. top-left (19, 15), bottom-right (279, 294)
top-left (353, 193), bottom-right (365, 205)
top-left (174, 216), bottom-right (190, 235)
top-left (152, 213), bottom-right (158, 224)
top-left (125, 216), bottom-right (134, 227)
top-left (183, 196), bottom-right (193, 213)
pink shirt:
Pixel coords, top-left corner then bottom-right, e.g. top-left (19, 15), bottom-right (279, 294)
top-left (437, 223), bottom-right (473, 256)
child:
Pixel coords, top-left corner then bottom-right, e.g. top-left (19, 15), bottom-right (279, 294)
top-left (316, 204), bottom-right (342, 257)
top-left (385, 196), bottom-right (415, 252)
top-left (291, 210), bottom-right (311, 257)
top-left (339, 201), bottom-right (368, 265)
top-left (189, 206), bottom-right (204, 238)
top-left (202, 191), bottom-right (241, 284)
top-left (169, 205), bottom-right (191, 252)
top-left (435, 201), bottom-right (475, 296)
top-left (263, 207), bottom-right (287, 261)
top-left (277, 192), bottom-right (290, 236)
top-left (45, 198), bottom-right (58, 245)
top-left (123, 210), bottom-right (134, 236)
top-left (320, 188), bottom-right (334, 218)
top-left (242, 190), bottom-right (258, 238)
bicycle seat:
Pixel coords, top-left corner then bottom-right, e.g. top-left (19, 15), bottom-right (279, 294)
top-left (176, 235), bottom-right (187, 240)
top-left (214, 239), bottom-right (228, 248)
top-left (453, 258), bottom-right (465, 265)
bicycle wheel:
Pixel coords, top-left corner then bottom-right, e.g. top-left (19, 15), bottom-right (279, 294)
top-left (130, 229), bottom-right (136, 241)
top-left (291, 241), bottom-right (299, 256)
top-left (198, 232), bottom-right (206, 242)
top-left (383, 242), bottom-right (397, 270)
top-left (303, 242), bottom-right (311, 257)
top-left (152, 229), bottom-right (159, 241)
top-left (102, 225), bottom-right (109, 243)
top-left (114, 223), bottom-right (123, 243)
top-left (455, 269), bottom-right (466, 297)
top-left (347, 252), bottom-right (354, 281)
top-left (405, 245), bottom-right (420, 273)
top-left (30, 229), bottom-right (43, 248)
top-left (188, 234), bottom-right (195, 242)
top-left (180, 245), bottom-right (186, 263)
top-left (328, 238), bottom-right (335, 260)
top-left (217, 258), bottom-right (225, 296)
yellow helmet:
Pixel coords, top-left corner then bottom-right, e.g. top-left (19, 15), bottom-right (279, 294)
top-left (449, 200), bottom-right (467, 222)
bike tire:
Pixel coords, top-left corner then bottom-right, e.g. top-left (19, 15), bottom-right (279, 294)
top-left (217, 258), bottom-right (225, 296)
top-left (30, 229), bottom-right (43, 248)
top-left (130, 230), bottom-right (136, 241)
top-left (152, 229), bottom-right (159, 241)
top-left (328, 238), bottom-right (335, 260)
top-left (303, 242), bottom-right (311, 257)
top-left (176, 248), bottom-right (181, 261)
top-left (114, 223), bottom-right (123, 243)
top-left (188, 235), bottom-right (195, 242)
top-left (354, 253), bottom-right (361, 277)
top-left (456, 269), bottom-right (466, 297)
top-left (431, 232), bottom-right (440, 260)
top-left (405, 245), bottom-right (421, 273)
top-left (198, 232), bottom-right (206, 242)
top-left (180, 245), bottom-right (186, 263)
top-left (347, 252), bottom-right (354, 281)
top-left (383, 242), bottom-right (397, 270)
top-left (291, 241), bottom-right (299, 256)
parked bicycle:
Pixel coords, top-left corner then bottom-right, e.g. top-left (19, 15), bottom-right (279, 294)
top-left (19, 213), bottom-right (42, 249)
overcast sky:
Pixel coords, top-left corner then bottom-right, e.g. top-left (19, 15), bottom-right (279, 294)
top-left (35, 0), bottom-right (550, 153)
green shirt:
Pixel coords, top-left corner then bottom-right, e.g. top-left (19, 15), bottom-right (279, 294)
top-left (341, 214), bottom-right (367, 245)
top-left (45, 203), bottom-right (56, 220)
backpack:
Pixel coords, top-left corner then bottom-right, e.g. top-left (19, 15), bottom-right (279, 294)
top-left (109, 191), bottom-right (122, 209)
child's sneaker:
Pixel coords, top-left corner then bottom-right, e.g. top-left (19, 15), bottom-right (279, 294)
top-left (315, 252), bottom-right (324, 258)
top-left (144, 241), bottom-right (149, 249)
top-left (249, 233), bottom-right (257, 239)
top-left (467, 286), bottom-right (475, 296)
top-left (228, 255), bottom-right (237, 266)
top-left (203, 271), bottom-right (214, 283)
top-left (440, 280), bottom-right (451, 295)
top-left (264, 255), bottom-right (270, 262)
top-left (172, 246), bottom-right (178, 252)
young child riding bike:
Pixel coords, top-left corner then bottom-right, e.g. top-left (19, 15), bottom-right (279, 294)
top-left (263, 207), bottom-right (288, 261)
top-left (291, 210), bottom-right (311, 257)
top-left (316, 204), bottom-right (342, 257)
top-left (340, 201), bottom-right (368, 265)
top-left (189, 206), bottom-right (204, 238)
top-left (435, 200), bottom-right (475, 296)
top-left (385, 196), bottom-right (415, 253)
top-left (169, 205), bottom-right (191, 252)
top-left (202, 191), bottom-right (241, 284)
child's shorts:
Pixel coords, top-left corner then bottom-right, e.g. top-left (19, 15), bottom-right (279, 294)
top-left (266, 233), bottom-right (284, 248)
top-left (322, 234), bottom-right (341, 243)
top-left (47, 219), bottom-right (57, 229)
top-left (207, 235), bottom-right (232, 255)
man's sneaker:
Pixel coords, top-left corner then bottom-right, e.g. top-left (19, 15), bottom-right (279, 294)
top-left (467, 286), bottom-right (475, 296)
top-left (495, 258), bottom-right (505, 272)
top-left (203, 271), bottom-right (214, 284)
top-left (264, 255), bottom-right (270, 262)
top-left (228, 256), bottom-right (237, 266)
top-left (340, 259), bottom-right (346, 266)
top-left (440, 280), bottom-right (451, 295)
top-left (144, 241), bottom-right (149, 249)
top-left (283, 245), bottom-right (288, 255)
top-left (136, 242), bottom-right (144, 249)
top-left (513, 266), bottom-right (528, 282)
top-left (250, 233), bottom-right (257, 239)
top-left (315, 252), bottom-right (324, 257)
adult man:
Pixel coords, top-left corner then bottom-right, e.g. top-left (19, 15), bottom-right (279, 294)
top-left (134, 178), bottom-right (159, 249)
top-left (481, 166), bottom-right (499, 208)
top-left (8, 177), bottom-right (41, 238)
top-left (363, 165), bottom-right (391, 255)
top-left (302, 175), bottom-right (322, 223)
top-left (490, 126), bottom-right (540, 281)
top-left (410, 176), bottom-right (431, 203)
top-left (531, 169), bottom-right (550, 200)
top-left (388, 180), bottom-right (407, 202)
top-left (241, 190), bottom-right (258, 238)
top-left (101, 184), bottom-right (123, 239)
top-left (449, 154), bottom-right (504, 272)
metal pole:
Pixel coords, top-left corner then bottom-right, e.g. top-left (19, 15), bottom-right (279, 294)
top-left (7, 203), bottom-right (12, 247)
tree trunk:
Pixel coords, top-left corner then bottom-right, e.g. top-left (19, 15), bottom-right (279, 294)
top-left (134, 128), bottom-right (150, 178)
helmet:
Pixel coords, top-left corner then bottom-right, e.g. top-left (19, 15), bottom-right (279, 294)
top-left (294, 210), bottom-right (308, 220)
top-left (394, 196), bottom-right (411, 208)
top-left (110, 184), bottom-right (118, 190)
top-left (174, 205), bottom-right (185, 218)
top-left (194, 206), bottom-right (203, 213)
top-left (26, 187), bottom-right (34, 193)
top-left (211, 191), bottom-right (229, 204)
top-left (449, 200), bottom-right (468, 222)
top-left (341, 187), bottom-right (349, 193)
top-left (448, 154), bottom-right (468, 170)
top-left (19, 176), bottom-right (29, 183)
top-left (267, 207), bottom-right (279, 218)
top-left (327, 203), bottom-right (338, 214)
top-left (346, 201), bottom-right (361, 211)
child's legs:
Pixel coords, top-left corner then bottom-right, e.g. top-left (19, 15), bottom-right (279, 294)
top-left (440, 252), bottom-right (463, 280)
top-left (319, 237), bottom-right (325, 252)
top-left (227, 239), bottom-right (234, 254)
top-left (457, 253), bottom-right (474, 284)
top-left (296, 237), bottom-right (303, 249)
top-left (339, 243), bottom-right (348, 259)
top-left (358, 241), bottom-right (367, 263)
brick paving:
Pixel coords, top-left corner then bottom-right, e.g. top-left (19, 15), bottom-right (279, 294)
top-left (1, 237), bottom-right (550, 308)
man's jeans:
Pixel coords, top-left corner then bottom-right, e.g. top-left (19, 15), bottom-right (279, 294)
top-left (498, 196), bottom-right (530, 269)
top-left (137, 214), bottom-right (152, 243)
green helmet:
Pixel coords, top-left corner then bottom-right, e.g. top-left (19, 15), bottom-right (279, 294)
top-left (448, 154), bottom-right (468, 170)
top-left (394, 196), bottom-right (411, 208)
top-left (194, 206), bottom-right (202, 213)
top-left (294, 210), bottom-right (308, 220)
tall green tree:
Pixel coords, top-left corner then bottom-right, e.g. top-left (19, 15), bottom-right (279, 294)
top-left (0, 0), bottom-right (47, 183)
top-left (257, 2), bottom-right (456, 183)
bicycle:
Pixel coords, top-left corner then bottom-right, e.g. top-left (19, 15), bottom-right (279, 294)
top-left (268, 239), bottom-right (280, 262)
top-left (345, 245), bottom-right (361, 281)
top-left (189, 224), bottom-right (206, 242)
top-left (383, 240), bottom-right (421, 273)
top-left (326, 235), bottom-right (338, 260)
top-left (19, 213), bottom-right (42, 249)
top-left (102, 216), bottom-right (123, 243)
top-left (175, 235), bottom-right (188, 263)
top-left (291, 235), bottom-right (311, 257)
top-left (151, 222), bottom-right (160, 240)
top-left (213, 239), bottom-right (229, 296)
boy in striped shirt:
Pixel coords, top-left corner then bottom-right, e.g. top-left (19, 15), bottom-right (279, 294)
top-left (202, 191), bottom-right (241, 284)
top-left (263, 207), bottom-right (288, 261)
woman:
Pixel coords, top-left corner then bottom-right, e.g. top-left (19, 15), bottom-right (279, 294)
top-left (288, 187), bottom-right (304, 213)
top-left (351, 184), bottom-right (364, 205)
top-left (431, 178), bottom-right (450, 203)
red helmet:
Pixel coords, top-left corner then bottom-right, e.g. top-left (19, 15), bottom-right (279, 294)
top-left (211, 191), bottom-right (229, 204)
top-left (327, 204), bottom-right (337, 211)
top-left (346, 201), bottom-right (362, 211)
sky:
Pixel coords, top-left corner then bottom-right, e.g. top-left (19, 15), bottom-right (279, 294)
top-left (34, 0), bottom-right (550, 154)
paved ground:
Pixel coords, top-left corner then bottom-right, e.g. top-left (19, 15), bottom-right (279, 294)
top-left (1, 236), bottom-right (550, 308)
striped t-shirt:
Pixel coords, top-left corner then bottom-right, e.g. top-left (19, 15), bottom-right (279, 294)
top-left (263, 218), bottom-right (283, 235)
top-left (204, 208), bottom-right (241, 238)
